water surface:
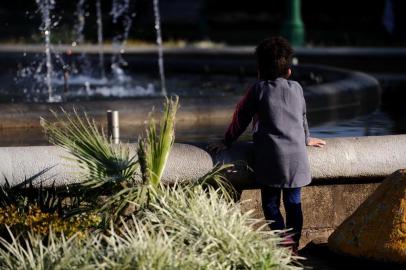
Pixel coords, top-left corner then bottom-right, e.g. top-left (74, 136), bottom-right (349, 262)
top-left (0, 106), bottom-right (404, 147)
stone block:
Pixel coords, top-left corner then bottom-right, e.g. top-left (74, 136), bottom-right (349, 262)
top-left (328, 170), bottom-right (406, 263)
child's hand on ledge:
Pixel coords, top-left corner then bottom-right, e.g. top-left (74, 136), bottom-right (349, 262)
top-left (207, 141), bottom-right (227, 154)
top-left (307, 137), bottom-right (326, 148)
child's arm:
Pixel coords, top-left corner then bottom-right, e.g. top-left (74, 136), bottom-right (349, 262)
top-left (223, 85), bottom-right (257, 147)
top-left (302, 89), bottom-right (326, 148)
top-left (304, 109), bottom-right (325, 147)
top-left (303, 103), bottom-right (311, 145)
top-left (208, 85), bottom-right (257, 153)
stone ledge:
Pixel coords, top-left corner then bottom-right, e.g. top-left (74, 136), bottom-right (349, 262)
top-left (1, 135), bottom-right (406, 188)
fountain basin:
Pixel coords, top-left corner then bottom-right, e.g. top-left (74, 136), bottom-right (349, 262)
top-left (1, 135), bottom-right (406, 188)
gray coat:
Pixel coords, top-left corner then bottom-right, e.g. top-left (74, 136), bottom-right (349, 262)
top-left (223, 78), bottom-right (312, 188)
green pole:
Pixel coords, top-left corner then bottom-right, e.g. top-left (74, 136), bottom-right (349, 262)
top-left (281, 0), bottom-right (305, 46)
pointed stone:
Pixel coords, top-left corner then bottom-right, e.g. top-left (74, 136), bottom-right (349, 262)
top-left (328, 169), bottom-right (406, 263)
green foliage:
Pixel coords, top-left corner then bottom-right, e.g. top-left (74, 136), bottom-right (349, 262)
top-left (0, 205), bottom-right (101, 238)
top-left (40, 108), bottom-right (138, 189)
top-left (0, 168), bottom-right (61, 213)
top-left (0, 186), bottom-right (301, 270)
top-left (0, 169), bottom-right (100, 239)
top-left (40, 108), bottom-right (141, 223)
top-left (190, 163), bottom-right (238, 201)
top-left (138, 96), bottom-right (179, 188)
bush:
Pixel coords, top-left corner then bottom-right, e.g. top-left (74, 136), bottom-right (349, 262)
top-left (0, 186), bottom-right (301, 270)
top-left (0, 205), bottom-right (101, 238)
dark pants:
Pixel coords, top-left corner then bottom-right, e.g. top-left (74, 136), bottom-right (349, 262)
top-left (261, 187), bottom-right (303, 245)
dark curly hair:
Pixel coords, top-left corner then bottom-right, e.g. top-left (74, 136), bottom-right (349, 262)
top-left (255, 36), bottom-right (293, 80)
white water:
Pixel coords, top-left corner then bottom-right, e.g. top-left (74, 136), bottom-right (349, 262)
top-left (74, 0), bottom-right (86, 45)
top-left (110, 0), bottom-right (132, 82)
top-left (96, 0), bottom-right (106, 79)
top-left (17, 0), bottom-right (166, 102)
top-left (153, 0), bottom-right (167, 96)
top-left (73, 0), bottom-right (92, 76)
top-left (36, 0), bottom-right (55, 101)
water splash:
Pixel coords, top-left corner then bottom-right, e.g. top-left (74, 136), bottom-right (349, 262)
top-left (110, 0), bottom-right (133, 82)
top-left (15, 0), bottom-right (165, 102)
top-left (36, 0), bottom-right (55, 101)
top-left (111, 0), bottom-right (130, 23)
top-left (74, 0), bottom-right (86, 45)
top-left (153, 0), bottom-right (167, 96)
top-left (73, 0), bottom-right (91, 76)
top-left (96, 0), bottom-right (106, 79)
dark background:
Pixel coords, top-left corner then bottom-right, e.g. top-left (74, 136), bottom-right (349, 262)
top-left (0, 0), bottom-right (405, 46)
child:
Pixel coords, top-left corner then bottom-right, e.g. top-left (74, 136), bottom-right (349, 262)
top-left (209, 36), bottom-right (326, 252)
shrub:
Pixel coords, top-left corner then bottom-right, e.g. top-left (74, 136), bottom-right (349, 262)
top-left (0, 205), bottom-right (101, 238)
top-left (0, 186), bottom-right (301, 270)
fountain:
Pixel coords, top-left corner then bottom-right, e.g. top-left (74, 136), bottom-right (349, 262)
top-left (110, 0), bottom-right (132, 83)
top-left (16, 0), bottom-right (170, 102)
top-left (0, 0), bottom-right (386, 142)
top-left (36, 0), bottom-right (55, 102)
top-left (153, 0), bottom-right (167, 96)
top-left (72, 0), bottom-right (92, 77)
top-left (96, 0), bottom-right (106, 79)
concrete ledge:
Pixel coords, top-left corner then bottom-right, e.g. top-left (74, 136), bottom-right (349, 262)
top-left (214, 135), bottom-right (406, 188)
top-left (1, 135), bottom-right (406, 188)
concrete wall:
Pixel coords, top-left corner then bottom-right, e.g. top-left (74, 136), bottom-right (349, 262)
top-left (2, 135), bottom-right (406, 187)
top-left (240, 184), bottom-right (380, 248)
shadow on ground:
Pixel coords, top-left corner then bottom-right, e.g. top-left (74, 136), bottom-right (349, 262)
top-left (299, 241), bottom-right (405, 270)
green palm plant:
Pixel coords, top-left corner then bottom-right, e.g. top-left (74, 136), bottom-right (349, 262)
top-left (137, 96), bottom-right (179, 189)
top-left (40, 108), bottom-right (138, 190)
top-left (41, 109), bottom-right (140, 223)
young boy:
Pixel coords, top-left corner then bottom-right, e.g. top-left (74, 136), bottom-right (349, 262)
top-left (209, 36), bottom-right (326, 251)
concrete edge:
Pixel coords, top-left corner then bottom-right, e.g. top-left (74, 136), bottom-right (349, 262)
top-left (1, 135), bottom-right (406, 189)
top-left (1, 44), bottom-right (406, 56)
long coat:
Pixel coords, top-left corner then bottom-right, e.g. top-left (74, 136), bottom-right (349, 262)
top-left (223, 78), bottom-right (312, 188)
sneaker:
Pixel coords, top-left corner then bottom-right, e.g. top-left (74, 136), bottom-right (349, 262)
top-left (291, 243), bottom-right (299, 256)
top-left (280, 235), bottom-right (295, 247)
top-left (280, 234), bottom-right (299, 255)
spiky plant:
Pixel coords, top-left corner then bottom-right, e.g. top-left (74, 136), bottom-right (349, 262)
top-left (190, 163), bottom-right (238, 201)
top-left (0, 168), bottom-right (57, 212)
top-left (137, 96), bottom-right (179, 188)
top-left (0, 186), bottom-right (302, 270)
top-left (40, 108), bottom-right (141, 223)
top-left (40, 108), bottom-right (138, 190)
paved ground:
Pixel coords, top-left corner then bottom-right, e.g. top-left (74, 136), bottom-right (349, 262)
top-left (299, 241), bottom-right (405, 270)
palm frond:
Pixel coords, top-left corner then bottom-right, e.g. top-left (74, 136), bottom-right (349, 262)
top-left (186, 163), bottom-right (238, 201)
top-left (40, 108), bottom-right (139, 189)
top-left (137, 96), bottom-right (179, 188)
